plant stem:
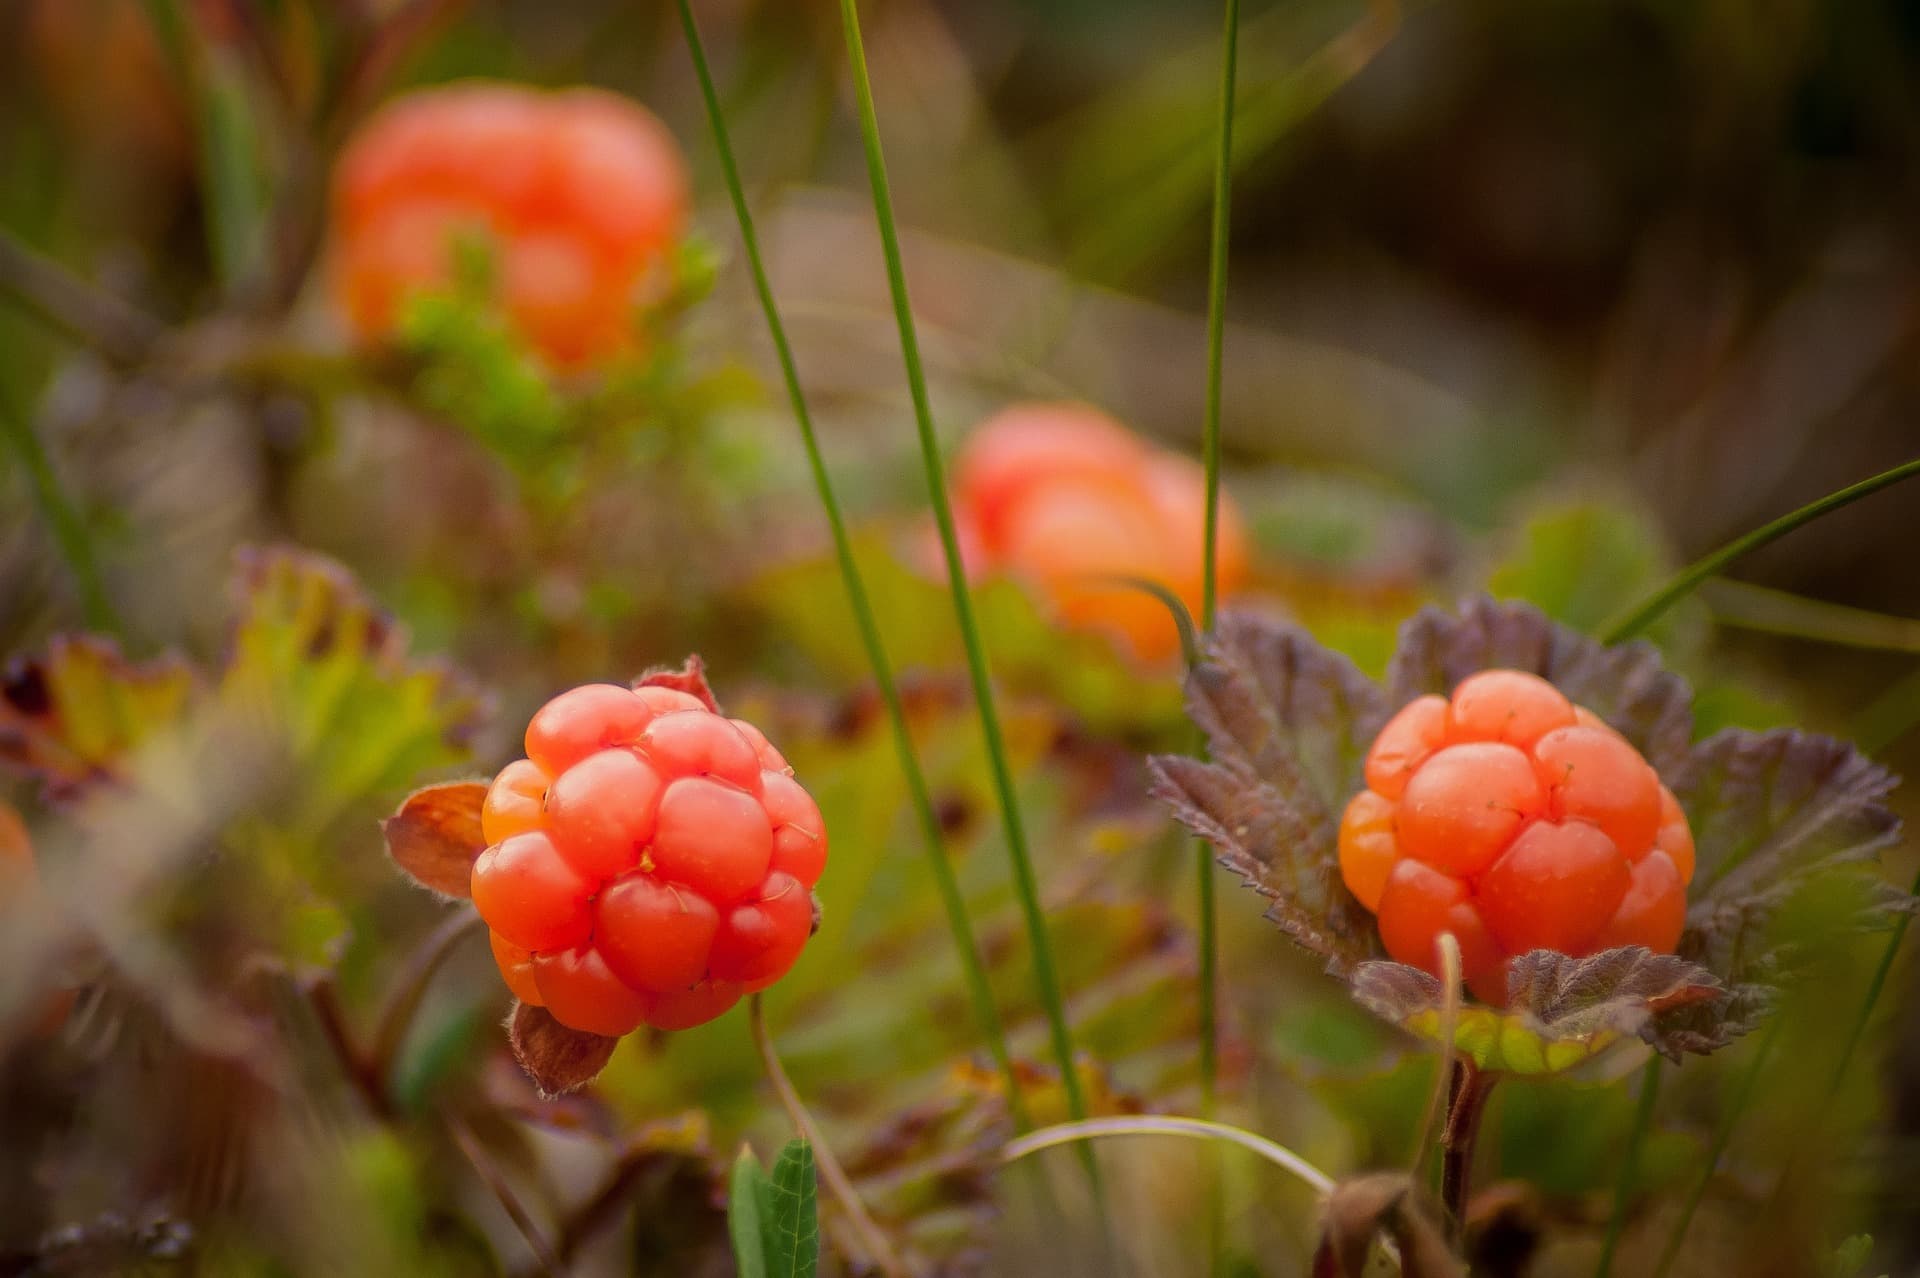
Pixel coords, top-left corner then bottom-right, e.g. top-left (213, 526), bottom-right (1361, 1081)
top-left (0, 401), bottom-right (119, 633)
top-left (1651, 1018), bottom-right (1782, 1278)
top-left (749, 995), bottom-right (907, 1277)
top-left (1594, 1057), bottom-right (1661, 1278)
top-left (444, 1111), bottom-right (561, 1278)
top-left (1602, 456), bottom-right (1920, 643)
top-left (1195, 0), bottom-right (1240, 1135)
top-left (1003, 1115), bottom-right (1335, 1196)
top-left (831, 0), bottom-right (1086, 1126)
top-left (0, 228), bottom-right (163, 365)
top-left (674, 0), bottom-right (1024, 1131)
top-left (369, 909), bottom-right (485, 1080)
top-left (1439, 1060), bottom-right (1494, 1242)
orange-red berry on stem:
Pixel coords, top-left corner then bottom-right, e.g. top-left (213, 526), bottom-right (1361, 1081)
top-left (1338, 669), bottom-right (1694, 1005)
top-left (469, 678), bottom-right (825, 1036)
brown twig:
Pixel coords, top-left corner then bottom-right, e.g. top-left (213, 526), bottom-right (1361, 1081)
top-left (305, 975), bottom-right (392, 1120)
top-left (369, 909), bottom-right (485, 1077)
top-left (748, 994), bottom-right (909, 1277)
top-left (0, 228), bottom-right (164, 366)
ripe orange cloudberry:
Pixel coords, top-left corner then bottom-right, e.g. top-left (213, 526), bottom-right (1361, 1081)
top-left (331, 82), bottom-right (689, 369)
top-left (947, 402), bottom-right (1251, 664)
top-left (1338, 669), bottom-right (1694, 1004)
top-left (471, 681), bottom-right (824, 1036)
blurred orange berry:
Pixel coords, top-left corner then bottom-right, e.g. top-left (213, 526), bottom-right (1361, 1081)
top-left (946, 402), bottom-right (1251, 664)
top-left (330, 83), bottom-right (689, 369)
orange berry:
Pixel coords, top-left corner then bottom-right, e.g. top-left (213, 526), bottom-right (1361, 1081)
top-left (472, 673), bottom-right (824, 1036)
top-left (1445, 670), bottom-right (1575, 749)
top-left (470, 830), bottom-right (594, 953)
top-left (1654, 786), bottom-right (1695, 884)
top-left (955, 403), bottom-right (1149, 551)
top-left (482, 758), bottom-right (549, 845)
top-left (593, 873), bottom-right (719, 993)
top-left (489, 930), bottom-right (544, 1006)
top-left (1337, 789), bottom-right (1400, 911)
top-left (1591, 851), bottom-right (1687, 954)
top-left (1397, 742), bottom-right (1544, 878)
top-left (543, 748), bottom-right (663, 880)
top-left (1477, 820), bottom-right (1631, 956)
top-left (1375, 860), bottom-right (1503, 987)
top-left (531, 944), bottom-right (652, 1037)
top-left (1365, 696), bottom-right (1449, 801)
top-left (1532, 726), bottom-right (1663, 858)
top-left (1339, 670), bottom-right (1693, 999)
top-left (1136, 452), bottom-right (1251, 603)
top-left (526, 683), bottom-right (654, 775)
top-left (329, 82), bottom-right (687, 369)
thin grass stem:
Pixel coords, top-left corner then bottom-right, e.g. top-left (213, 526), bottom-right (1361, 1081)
top-left (674, 0), bottom-right (1026, 1130)
top-left (1594, 1057), bottom-right (1661, 1278)
top-left (1003, 1116), bottom-right (1335, 1197)
top-left (0, 401), bottom-right (118, 632)
top-left (831, 0), bottom-right (1086, 1125)
top-left (1602, 456), bottom-right (1920, 643)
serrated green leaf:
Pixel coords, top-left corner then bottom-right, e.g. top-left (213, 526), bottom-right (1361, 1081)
top-left (728, 1146), bottom-right (771, 1278)
top-left (761, 1139), bottom-right (819, 1278)
top-left (0, 636), bottom-right (196, 799)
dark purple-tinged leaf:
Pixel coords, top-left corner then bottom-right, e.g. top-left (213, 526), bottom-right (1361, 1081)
top-left (508, 1002), bottom-right (620, 1098)
top-left (0, 637), bottom-right (196, 800)
top-left (382, 782), bottom-right (489, 898)
top-left (1352, 948), bottom-right (1722, 1071)
top-left (1313, 1173), bottom-right (1462, 1278)
top-left (1149, 611), bottom-right (1388, 973)
top-left (1385, 597), bottom-right (1694, 774)
top-left (1657, 727), bottom-right (1908, 1052)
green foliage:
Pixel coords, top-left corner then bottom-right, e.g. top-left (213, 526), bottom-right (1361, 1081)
top-left (729, 1140), bottom-right (820, 1278)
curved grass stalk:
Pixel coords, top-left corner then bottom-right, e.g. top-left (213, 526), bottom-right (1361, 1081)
top-left (832, 0), bottom-right (1086, 1126)
top-left (750, 995), bottom-right (907, 1277)
top-left (1602, 456), bottom-right (1920, 643)
top-left (0, 400), bottom-right (118, 632)
top-left (1003, 1116), bottom-right (1335, 1197)
top-left (673, 0), bottom-right (1025, 1131)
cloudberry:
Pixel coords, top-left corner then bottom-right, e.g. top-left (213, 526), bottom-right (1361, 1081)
top-left (946, 402), bottom-right (1251, 664)
top-left (471, 682), bottom-right (825, 1036)
top-left (331, 82), bottom-right (688, 369)
top-left (1337, 670), bottom-right (1693, 1004)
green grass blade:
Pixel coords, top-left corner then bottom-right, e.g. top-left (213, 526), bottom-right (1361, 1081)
top-left (673, 0), bottom-right (1026, 1128)
top-left (729, 1145), bottom-right (772, 1278)
top-left (831, 0), bottom-right (1087, 1125)
top-left (1594, 1057), bottom-right (1661, 1278)
top-left (1197, 0), bottom-right (1241, 1128)
top-left (1602, 456), bottom-right (1920, 642)
top-left (0, 400), bottom-right (117, 632)
top-left (1651, 1019), bottom-right (1782, 1278)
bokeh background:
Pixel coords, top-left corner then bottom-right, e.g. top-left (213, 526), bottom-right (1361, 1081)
top-left (2, 1), bottom-right (1918, 1275)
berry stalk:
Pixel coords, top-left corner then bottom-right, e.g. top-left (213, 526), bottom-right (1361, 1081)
top-left (832, 0), bottom-right (1088, 1126)
top-left (673, 0), bottom-right (1026, 1129)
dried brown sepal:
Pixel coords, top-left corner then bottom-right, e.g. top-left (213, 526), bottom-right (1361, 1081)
top-left (382, 782), bottom-right (489, 898)
top-left (1352, 947), bottom-right (1723, 1071)
top-left (508, 1001), bottom-right (620, 1098)
top-left (1385, 597), bottom-right (1694, 774)
top-left (1148, 613), bottom-right (1388, 975)
top-left (633, 656), bottom-right (721, 713)
top-left (1313, 1173), bottom-right (1463, 1278)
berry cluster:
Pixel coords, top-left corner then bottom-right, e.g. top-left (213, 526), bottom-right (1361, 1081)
top-left (472, 683), bottom-right (825, 1036)
top-left (1338, 670), bottom-right (1694, 1004)
top-left (331, 83), bottom-right (688, 369)
top-left (947, 403), bottom-right (1250, 664)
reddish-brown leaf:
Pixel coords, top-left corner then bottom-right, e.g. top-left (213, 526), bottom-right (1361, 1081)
top-left (382, 781), bottom-right (489, 898)
top-left (634, 656), bottom-right (721, 713)
top-left (508, 1002), bottom-right (620, 1098)
top-left (1313, 1173), bottom-right (1462, 1278)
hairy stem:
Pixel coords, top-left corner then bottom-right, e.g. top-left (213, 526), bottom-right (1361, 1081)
top-left (1439, 1060), bottom-right (1494, 1242)
top-left (750, 996), bottom-right (907, 1277)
